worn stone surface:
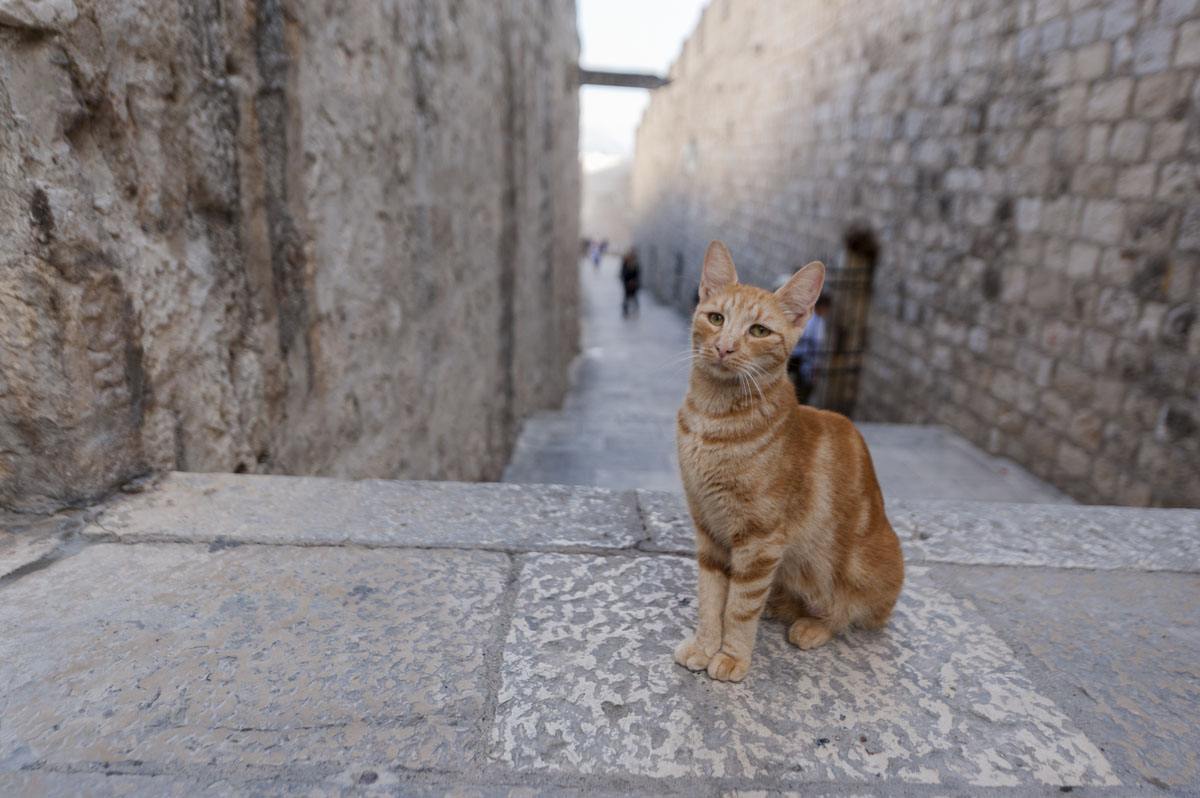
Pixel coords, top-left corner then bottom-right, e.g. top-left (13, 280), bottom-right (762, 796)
top-left (0, 508), bottom-right (86, 579)
top-left (0, 0), bottom-right (76, 31)
top-left (632, 0), bottom-right (1200, 507)
top-left (0, 531), bottom-right (58, 580)
top-left (856, 424), bottom-right (1074, 504)
top-left (3, 475), bottom-right (1199, 794)
top-left (640, 488), bottom-right (1200, 571)
top-left (0, 543), bottom-right (508, 771)
top-left (0, 0), bottom-right (580, 513)
top-left (87, 471), bottom-right (642, 551)
top-left (934, 565), bottom-right (1200, 791)
top-left (889, 498), bottom-right (1200, 571)
top-left (491, 554), bottom-right (1116, 788)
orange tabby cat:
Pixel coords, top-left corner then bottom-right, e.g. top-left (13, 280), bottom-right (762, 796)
top-left (674, 241), bottom-right (904, 682)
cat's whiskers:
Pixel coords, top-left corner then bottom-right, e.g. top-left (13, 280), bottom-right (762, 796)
top-left (739, 362), bottom-right (769, 405)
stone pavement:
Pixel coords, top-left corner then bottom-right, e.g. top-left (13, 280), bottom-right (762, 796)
top-left (503, 258), bottom-right (1072, 505)
top-left (2, 472), bottom-right (1198, 796)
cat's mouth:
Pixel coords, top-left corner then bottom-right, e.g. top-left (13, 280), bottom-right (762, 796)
top-left (701, 355), bottom-right (746, 377)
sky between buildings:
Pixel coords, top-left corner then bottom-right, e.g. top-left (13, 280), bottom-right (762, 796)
top-left (578, 0), bottom-right (709, 171)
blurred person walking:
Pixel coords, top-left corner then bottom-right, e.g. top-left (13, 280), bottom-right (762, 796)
top-left (620, 248), bottom-right (641, 318)
top-left (787, 294), bottom-right (831, 403)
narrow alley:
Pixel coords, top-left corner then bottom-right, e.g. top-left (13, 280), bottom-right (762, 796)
top-left (505, 256), bottom-right (1073, 504)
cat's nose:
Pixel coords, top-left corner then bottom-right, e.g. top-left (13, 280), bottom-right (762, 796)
top-left (715, 344), bottom-right (737, 359)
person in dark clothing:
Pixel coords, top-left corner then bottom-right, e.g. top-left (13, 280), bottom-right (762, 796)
top-left (787, 294), bottom-right (832, 403)
top-left (620, 248), bottom-right (641, 318)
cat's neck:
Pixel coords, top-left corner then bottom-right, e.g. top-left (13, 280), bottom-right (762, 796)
top-left (687, 366), bottom-right (790, 416)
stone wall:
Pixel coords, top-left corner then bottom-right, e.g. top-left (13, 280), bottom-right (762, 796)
top-left (632, 0), bottom-right (1199, 507)
top-left (0, 0), bottom-right (580, 512)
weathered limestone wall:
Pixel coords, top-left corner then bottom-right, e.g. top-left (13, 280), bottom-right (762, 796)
top-left (0, 0), bottom-right (580, 512)
top-left (633, 0), bottom-right (1199, 506)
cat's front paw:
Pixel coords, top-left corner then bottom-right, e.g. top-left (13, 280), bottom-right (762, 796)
top-left (674, 636), bottom-right (718, 671)
top-left (706, 650), bottom-right (750, 682)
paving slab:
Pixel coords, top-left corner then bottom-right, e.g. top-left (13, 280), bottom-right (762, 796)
top-left (489, 553), bottom-right (1116, 789)
top-left (86, 472), bottom-right (642, 551)
top-left (0, 543), bottom-right (509, 772)
top-left (857, 424), bottom-right (1074, 504)
top-left (933, 565), bottom-right (1200, 790)
top-left (638, 490), bottom-right (1200, 572)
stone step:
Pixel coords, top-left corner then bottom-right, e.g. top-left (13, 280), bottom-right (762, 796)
top-left (1, 472), bottom-right (1197, 794)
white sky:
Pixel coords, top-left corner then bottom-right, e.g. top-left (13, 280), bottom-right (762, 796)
top-left (578, 0), bottom-right (709, 165)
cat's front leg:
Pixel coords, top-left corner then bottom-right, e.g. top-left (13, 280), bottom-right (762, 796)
top-left (674, 525), bottom-right (730, 671)
top-left (707, 534), bottom-right (783, 682)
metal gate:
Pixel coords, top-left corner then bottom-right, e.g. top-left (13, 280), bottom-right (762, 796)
top-left (804, 229), bottom-right (878, 417)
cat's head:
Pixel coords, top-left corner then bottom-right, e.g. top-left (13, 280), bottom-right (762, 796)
top-left (691, 241), bottom-right (825, 381)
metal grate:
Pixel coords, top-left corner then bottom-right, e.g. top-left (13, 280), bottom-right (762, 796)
top-left (804, 233), bottom-right (878, 417)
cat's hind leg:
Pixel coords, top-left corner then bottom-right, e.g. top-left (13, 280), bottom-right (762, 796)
top-left (787, 617), bottom-right (834, 650)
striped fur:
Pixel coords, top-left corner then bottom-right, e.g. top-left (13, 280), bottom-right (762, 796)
top-left (674, 242), bottom-right (904, 683)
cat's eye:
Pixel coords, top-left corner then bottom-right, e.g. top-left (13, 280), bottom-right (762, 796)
top-left (707, 312), bottom-right (724, 326)
top-left (748, 324), bottom-right (771, 338)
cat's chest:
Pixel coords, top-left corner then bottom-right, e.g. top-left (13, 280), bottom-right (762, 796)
top-left (676, 405), bottom-right (778, 479)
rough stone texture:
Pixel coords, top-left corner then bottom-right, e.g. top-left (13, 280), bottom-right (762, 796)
top-left (631, 0), bottom-right (1200, 507)
top-left (638, 488), bottom-right (1200, 571)
top-left (0, 543), bottom-right (509, 770)
top-left (2, 474), bottom-right (1199, 794)
top-left (87, 471), bottom-right (642, 551)
top-left (492, 554), bottom-right (1116, 788)
top-left (0, 0), bottom-right (580, 513)
top-left (935, 565), bottom-right (1200, 790)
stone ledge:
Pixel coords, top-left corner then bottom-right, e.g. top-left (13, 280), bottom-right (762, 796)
top-left (638, 490), bottom-right (1200, 573)
top-left (2, 474), bottom-right (1197, 795)
top-left (85, 472), bottom-right (643, 552)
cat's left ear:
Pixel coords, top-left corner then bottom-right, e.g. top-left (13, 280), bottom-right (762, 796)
top-left (699, 240), bottom-right (738, 301)
top-left (775, 261), bottom-right (825, 327)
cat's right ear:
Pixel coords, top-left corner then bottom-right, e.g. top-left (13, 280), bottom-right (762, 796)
top-left (699, 240), bottom-right (738, 301)
top-left (776, 261), bottom-right (825, 327)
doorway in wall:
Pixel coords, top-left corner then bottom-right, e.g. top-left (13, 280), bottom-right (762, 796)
top-left (807, 226), bottom-right (879, 417)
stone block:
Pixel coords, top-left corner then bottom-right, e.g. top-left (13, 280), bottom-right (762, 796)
top-left (1085, 123), bottom-right (1111, 161)
top-left (1072, 41), bottom-right (1111, 79)
top-left (1158, 161), bottom-right (1199, 199)
top-left (87, 473), bottom-right (643, 551)
top-left (1067, 241), bottom-right (1102, 277)
top-left (1072, 163), bottom-right (1115, 195)
top-left (1085, 78), bottom-right (1133, 120)
top-left (0, 0), bottom-right (582, 512)
top-left (1179, 204), bottom-right (1200, 251)
top-left (0, 0), bottom-right (76, 31)
top-left (1079, 199), bottom-right (1126, 244)
top-left (1100, 0), bottom-right (1138, 40)
top-left (936, 566), bottom-right (1200, 788)
top-left (1041, 17), bottom-right (1069, 52)
top-left (1159, 0), bottom-right (1200, 25)
top-left (1068, 7), bottom-right (1103, 46)
top-left (1178, 19), bottom-right (1200, 66)
top-left (0, 544), bottom-right (509, 770)
top-left (490, 553), bottom-right (1118, 788)
top-left (888, 499), bottom-right (1200, 571)
top-left (1115, 164), bottom-right (1157, 198)
top-left (1149, 120), bottom-right (1187, 159)
top-left (1057, 439), bottom-right (1092, 477)
top-left (1133, 72), bottom-right (1187, 117)
top-left (1015, 197), bottom-right (1043, 232)
top-left (1132, 27), bottom-right (1176, 74)
top-left (1108, 120), bottom-right (1150, 161)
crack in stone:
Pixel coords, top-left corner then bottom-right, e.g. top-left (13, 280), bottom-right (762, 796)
top-left (475, 552), bottom-right (524, 766)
